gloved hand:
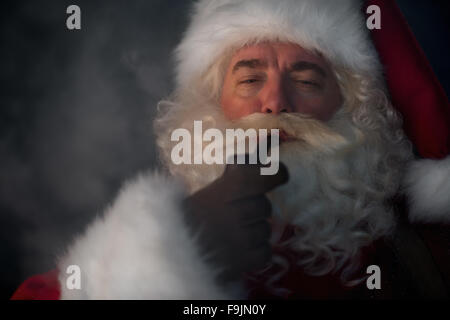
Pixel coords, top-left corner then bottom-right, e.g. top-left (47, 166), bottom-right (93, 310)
top-left (183, 158), bottom-right (289, 283)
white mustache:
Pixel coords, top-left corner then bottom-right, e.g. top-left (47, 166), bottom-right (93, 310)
top-left (231, 112), bottom-right (349, 152)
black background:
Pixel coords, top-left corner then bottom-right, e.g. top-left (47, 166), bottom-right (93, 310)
top-left (1, 0), bottom-right (449, 299)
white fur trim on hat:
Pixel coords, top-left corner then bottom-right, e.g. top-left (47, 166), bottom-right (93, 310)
top-left (404, 156), bottom-right (450, 224)
top-left (175, 0), bottom-right (381, 87)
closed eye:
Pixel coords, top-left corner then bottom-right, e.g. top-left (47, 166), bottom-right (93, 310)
top-left (295, 80), bottom-right (319, 86)
top-left (239, 79), bottom-right (260, 84)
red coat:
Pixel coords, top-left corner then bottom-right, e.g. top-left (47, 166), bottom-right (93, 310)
top-left (11, 269), bottom-right (60, 300)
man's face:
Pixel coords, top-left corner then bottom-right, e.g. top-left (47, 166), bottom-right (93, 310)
top-left (220, 42), bottom-right (343, 121)
top-left (156, 42), bottom-right (397, 275)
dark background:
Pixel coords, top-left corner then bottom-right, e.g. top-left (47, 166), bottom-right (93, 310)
top-left (0, 0), bottom-right (449, 299)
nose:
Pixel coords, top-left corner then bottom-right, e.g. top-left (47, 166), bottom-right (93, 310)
top-left (260, 77), bottom-right (292, 114)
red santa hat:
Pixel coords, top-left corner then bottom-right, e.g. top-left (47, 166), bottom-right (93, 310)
top-left (367, 0), bottom-right (450, 224)
top-left (174, 0), bottom-right (450, 224)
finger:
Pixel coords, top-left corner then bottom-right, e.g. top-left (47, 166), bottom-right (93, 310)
top-left (224, 153), bottom-right (260, 173)
top-left (222, 161), bottom-right (289, 201)
top-left (224, 134), bottom-right (274, 168)
top-left (255, 134), bottom-right (272, 164)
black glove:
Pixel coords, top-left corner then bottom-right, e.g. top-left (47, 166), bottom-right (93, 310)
top-left (183, 159), bottom-right (289, 283)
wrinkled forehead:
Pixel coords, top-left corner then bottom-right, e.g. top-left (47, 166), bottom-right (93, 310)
top-left (226, 41), bottom-right (333, 74)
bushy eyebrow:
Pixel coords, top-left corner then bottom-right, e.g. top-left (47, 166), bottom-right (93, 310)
top-left (232, 59), bottom-right (268, 74)
top-left (290, 61), bottom-right (326, 77)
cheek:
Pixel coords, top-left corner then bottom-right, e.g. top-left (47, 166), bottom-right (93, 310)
top-left (314, 103), bottom-right (339, 121)
top-left (319, 88), bottom-right (343, 120)
top-left (291, 89), bottom-right (342, 121)
top-left (221, 94), bottom-right (261, 120)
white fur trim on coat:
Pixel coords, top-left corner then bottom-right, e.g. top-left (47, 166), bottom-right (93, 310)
top-left (57, 172), bottom-right (237, 299)
top-left (175, 0), bottom-right (381, 87)
top-left (404, 156), bottom-right (450, 224)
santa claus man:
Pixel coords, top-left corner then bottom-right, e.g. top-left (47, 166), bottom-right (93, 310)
top-left (12, 0), bottom-right (450, 299)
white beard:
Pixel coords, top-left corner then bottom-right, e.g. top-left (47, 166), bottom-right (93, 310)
top-left (155, 95), bottom-right (399, 282)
